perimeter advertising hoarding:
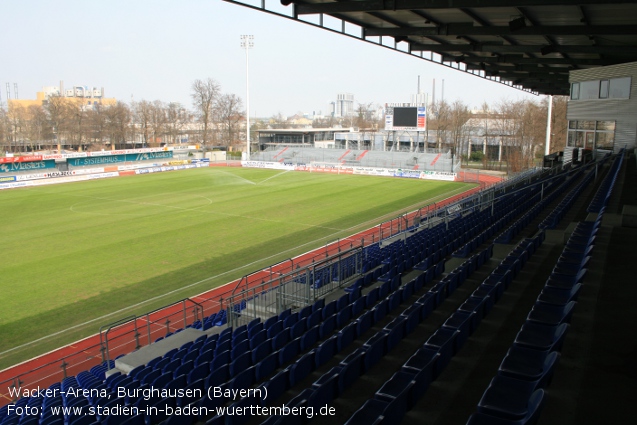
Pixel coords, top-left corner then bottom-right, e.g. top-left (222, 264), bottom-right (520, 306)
top-left (0, 160), bottom-right (56, 173)
top-left (68, 151), bottom-right (173, 167)
top-left (0, 155), bottom-right (43, 164)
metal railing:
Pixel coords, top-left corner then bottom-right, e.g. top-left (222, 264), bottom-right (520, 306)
top-left (98, 298), bottom-right (204, 370)
top-left (225, 245), bottom-right (365, 328)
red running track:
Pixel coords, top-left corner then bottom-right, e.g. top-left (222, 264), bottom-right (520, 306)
top-left (0, 172), bottom-right (500, 406)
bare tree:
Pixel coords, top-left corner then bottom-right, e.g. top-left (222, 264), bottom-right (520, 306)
top-left (57, 99), bottom-right (89, 151)
top-left (215, 93), bottom-right (243, 148)
top-left (312, 115), bottom-right (336, 129)
top-left (7, 104), bottom-right (27, 152)
top-left (548, 96), bottom-right (568, 153)
top-left (429, 100), bottom-right (450, 151)
top-left (448, 99), bottom-right (471, 160)
top-left (44, 94), bottom-right (69, 152)
top-left (165, 102), bottom-right (188, 145)
top-left (149, 100), bottom-right (167, 146)
top-left (0, 106), bottom-right (9, 152)
top-left (132, 100), bottom-right (153, 147)
top-left (269, 112), bottom-right (288, 129)
top-left (191, 78), bottom-right (220, 148)
top-left (88, 103), bottom-right (107, 148)
top-left (25, 105), bottom-right (50, 151)
top-left (105, 103), bottom-right (131, 150)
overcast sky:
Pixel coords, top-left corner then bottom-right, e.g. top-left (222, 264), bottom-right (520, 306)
top-left (2, 0), bottom-right (541, 117)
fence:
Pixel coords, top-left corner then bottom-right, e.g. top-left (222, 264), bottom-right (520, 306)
top-left (225, 245), bottom-right (365, 329)
top-left (99, 298), bottom-right (204, 370)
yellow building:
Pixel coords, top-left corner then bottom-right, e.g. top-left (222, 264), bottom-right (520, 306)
top-left (8, 84), bottom-right (117, 111)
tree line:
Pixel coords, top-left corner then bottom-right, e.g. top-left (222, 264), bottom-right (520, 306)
top-left (0, 78), bottom-right (243, 153)
top-left (1, 77), bottom-right (568, 174)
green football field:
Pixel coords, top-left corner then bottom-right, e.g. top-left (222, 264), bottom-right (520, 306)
top-left (0, 167), bottom-right (474, 368)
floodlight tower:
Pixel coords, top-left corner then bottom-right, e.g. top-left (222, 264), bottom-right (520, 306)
top-left (241, 35), bottom-right (254, 160)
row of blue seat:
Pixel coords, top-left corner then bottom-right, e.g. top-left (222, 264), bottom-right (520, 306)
top-left (587, 150), bottom-right (624, 213)
top-left (252, 244), bottom-right (490, 425)
top-left (466, 212), bottom-right (603, 424)
top-left (201, 168), bottom-right (570, 425)
top-left (343, 232), bottom-right (542, 425)
top-left (538, 167), bottom-right (594, 230)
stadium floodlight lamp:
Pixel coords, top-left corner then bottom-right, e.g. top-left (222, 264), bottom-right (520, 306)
top-left (240, 35), bottom-right (254, 160)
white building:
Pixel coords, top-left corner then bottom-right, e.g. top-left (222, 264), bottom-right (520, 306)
top-left (331, 93), bottom-right (355, 117)
top-left (566, 61), bottom-right (637, 161)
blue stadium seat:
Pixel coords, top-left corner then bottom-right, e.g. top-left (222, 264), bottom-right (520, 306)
top-left (374, 371), bottom-right (417, 419)
top-left (300, 325), bottom-right (319, 352)
top-left (477, 376), bottom-right (544, 421)
top-left (526, 301), bottom-right (576, 326)
top-left (315, 336), bottom-right (338, 368)
top-left (514, 322), bottom-right (568, 352)
top-left (498, 345), bottom-right (560, 389)
top-left (278, 337), bottom-right (300, 366)
top-left (363, 333), bottom-right (388, 371)
top-left (252, 339), bottom-right (272, 364)
top-left (230, 352), bottom-right (252, 377)
top-left (289, 319), bottom-right (307, 340)
top-left (402, 346), bottom-right (440, 399)
top-left (263, 368), bottom-right (290, 404)
top-left (338, 348), bottom-right (365, 392)
top-left (289, 351), bottom-right (315, 387)
top-left (255, 351), bottom-right (279, 382)
top-left (423, 328), bottom-right (460, 374)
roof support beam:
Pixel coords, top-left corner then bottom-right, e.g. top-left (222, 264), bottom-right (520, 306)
top-left (444, 55), bottom-right (611, 66)
top-left (364, 24), bottom-right (637, 37)
top-left (291, 0), bottom-right (637, 15)
top-left (409, 42), bottom-right (637, 55)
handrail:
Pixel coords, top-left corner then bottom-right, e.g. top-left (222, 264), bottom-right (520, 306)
top-left (99, 316), bottom-right (136, 370)
top-left (98, 297), bottom-right (204, 370)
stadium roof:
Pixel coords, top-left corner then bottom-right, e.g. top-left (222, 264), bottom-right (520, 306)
top-left (225, 0), bottom-right (637, 96)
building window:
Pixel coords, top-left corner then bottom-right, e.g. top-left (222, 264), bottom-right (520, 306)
top-left (571, 82), bottom-right (580, 100)
top-left (567, 120), bottom-right (615, 151)
top-left (571, 77), bottom-right (631, 101)
top-left (580, 80), bottom-right (600, 100)
top-left (599, 79), bottom-right (609, 99)
top-left (576, 120), bottom-right (595, 130)
top-left (609, 77), bottom-right (631, 99)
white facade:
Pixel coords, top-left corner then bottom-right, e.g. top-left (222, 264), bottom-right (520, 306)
top-left (566, 61), bottom-right (637, 159)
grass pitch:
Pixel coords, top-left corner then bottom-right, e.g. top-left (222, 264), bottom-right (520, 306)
top-left (0, 167), bottom-right (474, 368)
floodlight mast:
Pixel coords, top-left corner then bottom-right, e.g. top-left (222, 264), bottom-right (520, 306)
top-left (240, 35), bottom-right (254, 160)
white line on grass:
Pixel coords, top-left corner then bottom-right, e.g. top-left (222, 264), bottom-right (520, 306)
top-left (256, 170), bottom-right (291, 185)
top-left (66, 192), bottom-right (344, 231)
top-left (68, 195), bottom-right (214, 217)
top-left (214, 170), bottom-right (257, 185)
